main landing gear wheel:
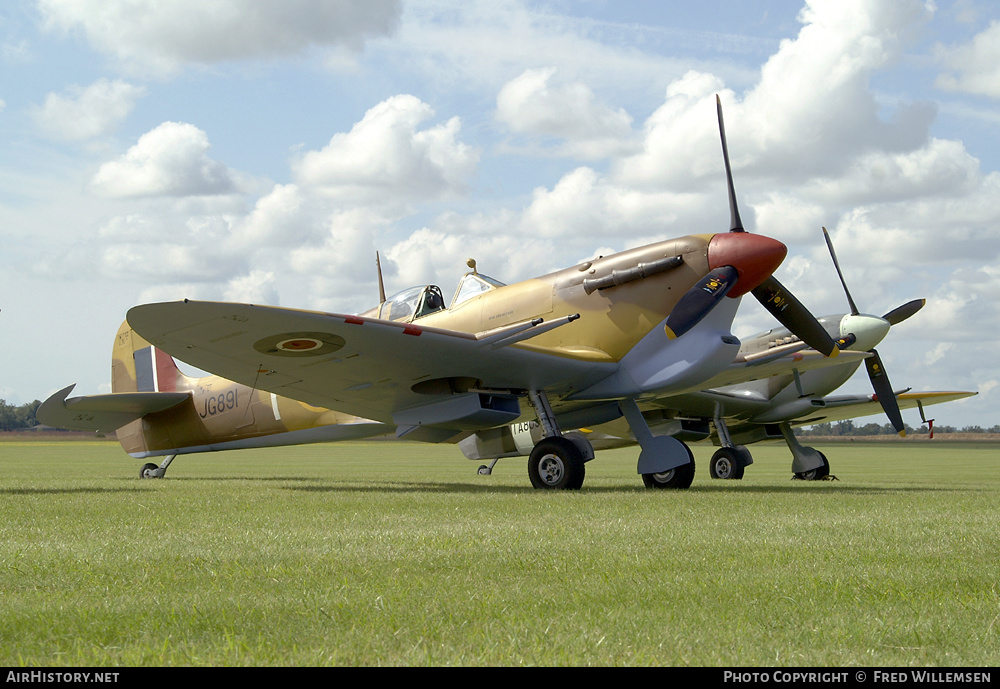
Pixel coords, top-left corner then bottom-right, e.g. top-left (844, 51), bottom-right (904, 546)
top-left (140, 463), bottom-right (163, 479)
top-left (528, 437), bottom-right (586, 490)
top-left (794, 452), bottom-right (830, 481)
top-left (709, 446), bottom-right (749, 480)
top-left (641, 445), bottom-right (695, 490)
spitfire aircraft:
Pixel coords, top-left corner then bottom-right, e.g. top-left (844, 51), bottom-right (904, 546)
top-left (561, 254), bottom-right (974, 482)
top-left (37, 98), bottom-right (972, 489)
top-left (38, 274), bottom-right (971, 486)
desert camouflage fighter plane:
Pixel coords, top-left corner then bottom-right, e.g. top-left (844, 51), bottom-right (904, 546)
top-left (38, 261), bottom-right (971, 486)
top-left (37, 98), bottom-right (967, 489)
top-left (551, 227), bottom-right (976, 481)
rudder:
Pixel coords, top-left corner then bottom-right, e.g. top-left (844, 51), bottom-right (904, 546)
top-left (112, 321), bottom-right (194, 393)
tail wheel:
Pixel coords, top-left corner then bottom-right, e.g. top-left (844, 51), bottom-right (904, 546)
top-left (528, 437), bottom-right (586, 490)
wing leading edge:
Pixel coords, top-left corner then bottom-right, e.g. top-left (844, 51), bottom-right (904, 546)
top-left (777, 390), bottom-right (977, 429)
top-left (126, 300), bottom-right (616, 430)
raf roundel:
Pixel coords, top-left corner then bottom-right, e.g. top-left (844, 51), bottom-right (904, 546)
top-left (277, 337), bottom-right (323, 352)
top-left (253, 331), bottom-right (346, 357)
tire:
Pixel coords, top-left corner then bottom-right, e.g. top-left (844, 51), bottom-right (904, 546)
top-left (795, 452), bottom-right (830, 481)
top-left (709, 447), bottom-right (745, 480)
top-left (528, 437), bottom-right (586, 490)
top-left (140, 463), bottom-right (160, 479)
top-left (641, 445), bottom-right (695, 489)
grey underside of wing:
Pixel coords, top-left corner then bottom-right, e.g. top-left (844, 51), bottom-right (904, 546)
top-left (689, 349), bottom-right (871, 393)
top-left (701, 391), bottom-right (977, 435)
top-left (36, 385), bottom-right (191, 434)
top-left (127, 301), bottom-right (616, 424)
top-left (770, 391), bottom-right (977, 428)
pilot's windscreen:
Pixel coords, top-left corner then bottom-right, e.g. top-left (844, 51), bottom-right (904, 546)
top-left (382, 286), bottom-right (424, 321)
top-left (452, 274), bottom-right (504, 307)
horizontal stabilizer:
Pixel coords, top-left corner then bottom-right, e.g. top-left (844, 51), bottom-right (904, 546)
top-left (37, 384), bottom-right (190, 434)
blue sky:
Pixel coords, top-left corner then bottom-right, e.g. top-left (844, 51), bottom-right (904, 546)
top-left (2, 0), bottom-right (999, 430)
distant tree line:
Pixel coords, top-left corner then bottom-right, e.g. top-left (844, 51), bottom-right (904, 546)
top-left (0, 399), bottom-right (41, 431)
top-left (798, 420), bottom-right (1000, 436)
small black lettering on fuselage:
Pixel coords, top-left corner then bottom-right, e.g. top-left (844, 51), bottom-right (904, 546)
top-left (512, 420), bottom-right (539, 434)
top-left (199, 389), bottom-right (238, 418)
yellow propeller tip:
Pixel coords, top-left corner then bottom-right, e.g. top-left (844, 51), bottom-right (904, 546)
top-left (899, 430), bottom-right (907, 438)
top-left (829, 346), bottom-right (840, 358)
top-left (664, 325), bottom-right (678, 340)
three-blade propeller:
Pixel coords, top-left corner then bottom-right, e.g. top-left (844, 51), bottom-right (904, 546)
top-left (665, 96), bottom-right (840, 358)
top-left (822, 226), bottom-right (924, 436)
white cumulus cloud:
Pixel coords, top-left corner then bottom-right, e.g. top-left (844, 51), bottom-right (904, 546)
top-left (33, 78), bottom-right (145, 141)
top-left (90, 122), bottom-right (236, 198)
top-left (38, 0), bottom-right (402, 74)
top-left (496, 67), bottom-right (636, 159)
top-left (292, 95), bottom-right (478, 203)
top-left (224, 269), bottom-right (279, 305)
top-left (936, 19), bottom-right (1000, 98)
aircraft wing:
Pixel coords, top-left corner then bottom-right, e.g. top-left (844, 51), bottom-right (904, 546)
top-left (673, 345), bottom-right (871, 394)
top-left (37, 384), bottom-right (191, 434)
top-left (776, 390), bottom-right (977, 428)
top-left (126, 301), bottom-right (616, 433)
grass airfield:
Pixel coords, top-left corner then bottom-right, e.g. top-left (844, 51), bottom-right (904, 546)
top-left (1, 439), bottom-right (998, 667)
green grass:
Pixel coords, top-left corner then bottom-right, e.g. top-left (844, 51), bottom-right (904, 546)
top-left (1, 439), bottom-right (998, 666)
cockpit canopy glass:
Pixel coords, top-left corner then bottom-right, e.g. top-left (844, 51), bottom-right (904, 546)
top-left (378, 273), bottom-right (505, 322)
top-left (380, 284), bottom-right (448, 322)
top-left (380, 285), bottom-right (426, 322)
top-left (452, 273), bottom-right (506, 307)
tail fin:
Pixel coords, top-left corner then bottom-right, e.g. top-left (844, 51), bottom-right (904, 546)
top-left (112, 321), bottom-right (196, 393)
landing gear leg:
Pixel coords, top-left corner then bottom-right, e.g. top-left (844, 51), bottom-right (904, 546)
top-left (618, 398), bottom-right (695, 489)
top-left (710, 408), bottom-right (751, 480)
top-left (477, 458), bottom-right (501, 476)
top-left (778, 423), bottom-right (831, 480)
top-left (525, 390), bottom-right (593, 490)
top-left (139, 454), bottom-right (176, 479)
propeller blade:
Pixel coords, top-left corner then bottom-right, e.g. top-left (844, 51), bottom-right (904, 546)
top-left (835, 333), bottom-right (857, 350)
top-left (866, 349), bottom-right (905, 436)
top-left (882, 298), bottom-right (925, 326)
top-left (823, 228), bottom-right (924, 327)
top-left (821, 227), bottom-right (859, 315)
top-left (665, 266), bottom-right (739, 339)
top-left (751, 276), bottom-right (840, 357)
top-left (821, 228), bottom-right (916, 433)
top-left (716, 95), bottom-right (744, 233)
top-left (715, 99), bottom-right (835, 357)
